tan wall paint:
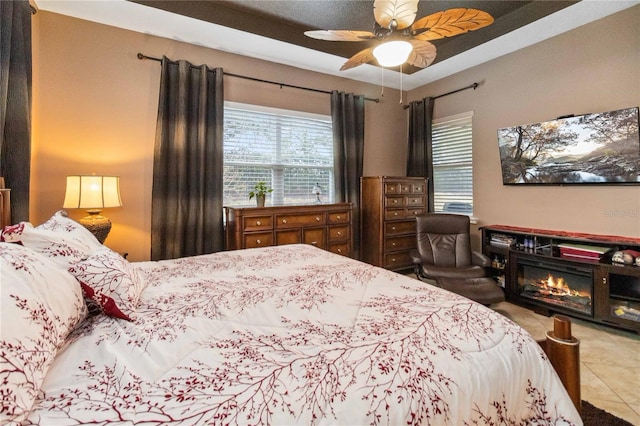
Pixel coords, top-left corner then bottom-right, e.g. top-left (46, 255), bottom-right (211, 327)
top-left (31, 12), bottom-right (406, 260)
top-left (31, 7), bottom-right (640, 260)
top-left (409, 6), bottom-right (640, 246)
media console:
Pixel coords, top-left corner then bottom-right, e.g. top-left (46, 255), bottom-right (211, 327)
top-left (481, 225), bottom-right (640, 333)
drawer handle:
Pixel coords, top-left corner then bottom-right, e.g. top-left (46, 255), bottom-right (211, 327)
top-left (311, 241), bottom-right (318, 246)
top-left (412, 199), bottom-right (417, 203)
top-left (394, 212), bottom-right (398, 216)
top-left (337, 248), bottom-right (342, 253)
top-left (256, 239), bottom-right (262, 245)
top-left (392, 242), bottom-right (396, 247)
top-left (282, 219), bottom-right (287, 224)
top-left (336, 215), bottom-right (341, 220)
top-left (413, 211), bottom-right (418, 215)
top-left (391, 226), bottom-right (396, 231)
top-left (337, 231), bottom-right (343, 236)
top-left (391, 258), bottom-right (396, 263)
top-left (316, 217), bottom-right (321, 222)
top-left (256, 220), bottom-right (262, 226)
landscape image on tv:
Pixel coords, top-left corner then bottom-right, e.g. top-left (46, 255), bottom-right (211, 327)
top-left (497, 107), bottom-right (640, 184)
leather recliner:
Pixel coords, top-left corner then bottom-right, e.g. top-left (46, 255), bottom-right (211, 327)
top-left (410, 213), bottom-right (505, 305)
top-left (410, 213), bottom-right (490, 280)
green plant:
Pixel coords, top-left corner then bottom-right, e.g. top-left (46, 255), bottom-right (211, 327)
top-left (248, 181), bottom-right (273, 200)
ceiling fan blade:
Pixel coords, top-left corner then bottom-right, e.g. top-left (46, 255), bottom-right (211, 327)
top-left (340, 47), bottom-right (376, 71)
top-left (304, 30), bottom-right (376, 41)
top-left (373, 0), bottom-right (419, 30)
top-left (412, 8), bottom-right (494, 41)
top-left (407, 39), bottom-right (437, 68)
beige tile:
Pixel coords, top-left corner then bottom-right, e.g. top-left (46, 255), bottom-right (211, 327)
top-left (586, 362), bottom-right (640, 405)
top-left (580, 363), bottom-right (625, 404)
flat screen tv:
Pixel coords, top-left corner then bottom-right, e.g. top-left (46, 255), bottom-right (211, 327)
top-left (497, 106), bottom-right (640, 184)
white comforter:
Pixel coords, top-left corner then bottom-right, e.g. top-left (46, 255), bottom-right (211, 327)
top-left (25, 244), bottom-right (581, 425)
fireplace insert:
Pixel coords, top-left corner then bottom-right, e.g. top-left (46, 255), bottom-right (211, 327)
top-left (516, 257), bottom-right (593, 316)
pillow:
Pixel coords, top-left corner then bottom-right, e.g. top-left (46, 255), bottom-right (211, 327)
top-left (0, 242), bottom-right (87, 424)
top-left (68, 248), bottom-right (146, 321)
top-left (1, 210), bottom-right (102, 269)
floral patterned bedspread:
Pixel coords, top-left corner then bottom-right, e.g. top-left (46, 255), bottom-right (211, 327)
top-left (25, 244), bottom-right (581, 425)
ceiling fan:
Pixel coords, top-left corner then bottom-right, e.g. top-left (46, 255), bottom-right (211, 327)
top-left (304, 0), bottom-right (494, 71)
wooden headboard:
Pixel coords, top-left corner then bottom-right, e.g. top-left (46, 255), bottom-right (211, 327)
top-left (0, 177), bottom-right (11, 228)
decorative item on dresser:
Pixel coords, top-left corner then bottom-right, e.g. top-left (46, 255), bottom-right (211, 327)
top-left (224, 203), bottom-right (352, 257)
top-left (360, 176), bottom-right (428, 271)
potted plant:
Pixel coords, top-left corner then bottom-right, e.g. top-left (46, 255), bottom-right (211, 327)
top-left (249, 181), bottom-right (273, 207)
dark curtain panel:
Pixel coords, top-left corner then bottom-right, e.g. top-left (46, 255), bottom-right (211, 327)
top-left (0, 0), bottom-right (31, 223)
top-left (406, 97), bottom-right (434, 212)
top-left (331, 91), bottom-right (365, 260)
top-left (151, 57), bottom-right (224, 260)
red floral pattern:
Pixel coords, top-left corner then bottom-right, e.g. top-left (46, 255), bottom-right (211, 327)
top-left (0, 243), bottom-right (86, 425)
top-left (68, 248), bottom-right (146, 321)
top-left (22, 245), bottom-right (580, 425)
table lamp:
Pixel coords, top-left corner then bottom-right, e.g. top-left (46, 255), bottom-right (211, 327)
top-left (63, 175), bottom-right (122, 243)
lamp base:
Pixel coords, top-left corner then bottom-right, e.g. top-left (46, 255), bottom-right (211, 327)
top-left (79, 211), bottom-right (112, 244)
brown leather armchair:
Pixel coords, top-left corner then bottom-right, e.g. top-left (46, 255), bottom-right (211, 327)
top-left (410, 213), bottom-right (490, 280)
top-left (410, 213), bottom-right (504, 305)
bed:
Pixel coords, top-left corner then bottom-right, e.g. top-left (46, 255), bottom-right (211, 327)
top-left (1, 209), bottom-right (582, 425)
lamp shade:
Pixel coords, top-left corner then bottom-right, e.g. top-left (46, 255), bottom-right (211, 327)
top-left (373, 40), bottom-right (413, 67)
top-left (63, 175), bottom-right (122, 210)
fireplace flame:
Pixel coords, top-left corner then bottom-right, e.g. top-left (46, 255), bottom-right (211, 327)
top-left (542, 274), bottom-right (586, 297)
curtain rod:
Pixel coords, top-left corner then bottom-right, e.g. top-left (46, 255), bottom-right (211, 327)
top-left (402, 82), bottom-right (479, 109)
top-left (137, 53), bottom-right (380, 103)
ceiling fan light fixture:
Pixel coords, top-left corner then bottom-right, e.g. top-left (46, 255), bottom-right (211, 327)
top-left (373, 40), bottom-right (413, 67)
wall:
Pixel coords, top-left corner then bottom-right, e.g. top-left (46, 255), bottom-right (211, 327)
top-left (31, 6), bottom-right (640, 261)
top-left (409, 6), bottom-right (640, 245)
top-left (31, 11), bottom-right (407, 261)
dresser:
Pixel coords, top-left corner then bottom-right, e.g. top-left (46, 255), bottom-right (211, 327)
top-left (360, 176), bottom-right (428, 271)
top-left (224, 203), bottom-right (352, 257)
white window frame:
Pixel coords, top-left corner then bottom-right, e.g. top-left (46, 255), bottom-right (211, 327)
top-left (431, 111), bottom-right (474, 216)
top-left (223, 101), bottom-right (334, 207)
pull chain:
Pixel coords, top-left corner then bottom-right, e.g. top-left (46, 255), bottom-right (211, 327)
top-left (399, 64), bottom-right (404, 104)
top-left (380, 66), bottom-right (385, 99)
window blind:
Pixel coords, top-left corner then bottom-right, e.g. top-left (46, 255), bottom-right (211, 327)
top-left (432, 111), bottom-right (474, 215)
top-left (223, 104), bottom-right (334, 207)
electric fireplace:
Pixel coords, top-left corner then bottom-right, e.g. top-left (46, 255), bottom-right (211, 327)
top-left (516, 257), bottom-right (593, 316)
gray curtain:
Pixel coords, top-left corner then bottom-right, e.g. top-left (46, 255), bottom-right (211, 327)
top-left (406, 97), bottom-right (434, 212)
top-left (331, 91), bottom-right (364, 260)
top-left (151, 57), bottom-right (224, 260)
top-left (0, 0), bottom-right (31, 223)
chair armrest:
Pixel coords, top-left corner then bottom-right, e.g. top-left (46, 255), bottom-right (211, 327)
top-left (472, 250), bottom-right (491, 268)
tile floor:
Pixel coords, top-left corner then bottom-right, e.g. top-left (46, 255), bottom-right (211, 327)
top-left (494, 301), bottom-right (640, 425)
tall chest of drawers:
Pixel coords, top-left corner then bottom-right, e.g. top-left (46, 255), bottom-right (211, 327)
top-left (224, 203), bottom-right (353, 257)
top-left (360, 176), bottom-right (428, 271)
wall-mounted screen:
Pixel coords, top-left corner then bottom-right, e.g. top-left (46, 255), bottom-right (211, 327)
top-left (497, 107), bottom-right (640, 185)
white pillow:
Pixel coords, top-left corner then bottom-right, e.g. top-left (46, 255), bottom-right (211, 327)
top-left (0, 242), bottom-right (87, 424)
top-left (0, 210), bottom-right (102, 269)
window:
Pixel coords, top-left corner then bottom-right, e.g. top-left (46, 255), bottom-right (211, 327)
top-left (431, 111), bottom-right (474, 215)
top-left (223, 102), bottom-right (334, 207)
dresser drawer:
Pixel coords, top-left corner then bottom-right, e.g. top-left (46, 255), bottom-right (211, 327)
top-left (242, 215), bottom-right (273, 231)
top-left (328, 225), bottom-right (349, 242)
top-left (385, 196), bottom-right (405, 208)
top-left (385, 220), bottom-right (416, 236)
top-left (406, 196), bottom-right (424, 207)
top-left (411, 182), bottom-right (426, 194)
top-left (328, 210), bottom-right (350, 224)
top-left (384, 235), bottom-right (416, 252)
top-left (384, 250), bottom-right (414, 270)
top-left (328, 242), bottom-right (350, 257)
top-left (384, 182), bottom-right (402, 194)
top-left (244, 232), bottom-right (273, 248)
top-left (275, 212), bottom-right (325, 228)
